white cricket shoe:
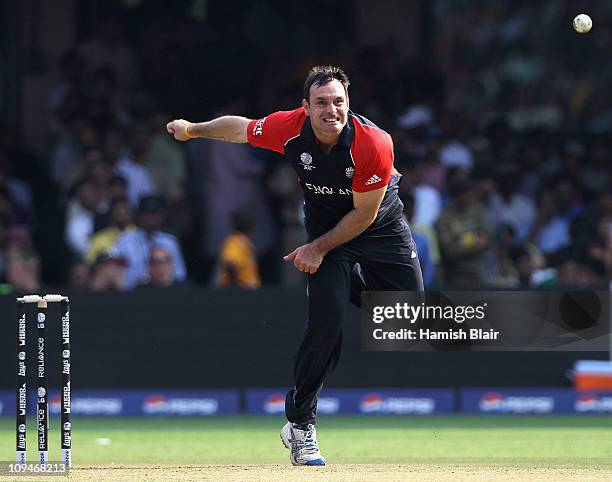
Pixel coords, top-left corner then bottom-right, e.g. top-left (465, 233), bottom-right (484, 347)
top-left (280, 422), bottom-right (326, 466)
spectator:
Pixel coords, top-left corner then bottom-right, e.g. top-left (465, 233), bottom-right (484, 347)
top-left (85, 67), bottom-right (125, 130)
top-left (89, 252), bottom-right (126, 292)
top-left (4, 0), bottom-right (611, 290)
top-left (486, 168), bottom-right (536, 243)
top-left (86, 197), bottom-right (136, 265)
top-left (580, 138), bottom-right (611, 195)
top-left (104, 129), bottom-right (156, 207)
top-left (264, 160), bottom-right (306, 286)
top-left (114, 195), bottom-right (186, 289)
top-left (48, 49), bottom-right (86, 136)
top-left (403, 191), bottom-right (439, 287)
top-left (510, 241), bottom-right (547, 288)
top-left (68, 262), bottom-right (90, 291)
top-left (484, 224), bottom-right (521, 287)
top-left (53, 122), bottom-right (102, 193)
top-left (144, 245), bottom-right (180, 288)
top-left (6, 248), bottom-right (41, 294)
top-left (532, 176), bottom-right (584, 255)
top-left (398, 159), bottom-right (443, 229)
top-left (92, 174), bottom-right (130, 229)
top-left (144, 110), bottom-right (187, 203)
top-left (107, 175), bottom-right (129, 202)
top-left (217, 209), bottom-right (261, 289)
top-left (0, 154), bottom-right (34, 228)
top-left (587, 215), bottom-right (612, 271)
top-left (556, 257), bottom-right (576, 286)
top-left (418, 128), bottom-right (449, 194)
top-left (65, 177), bottom-right (103, 258)
top-left (189, 104), bottom-right (275, 276)
top-left (511, 247), bottom-right (534, 288)
top-left (79, 17), bottom-right (141, 94)
top-left (436, 174), bottom-right (490, 286)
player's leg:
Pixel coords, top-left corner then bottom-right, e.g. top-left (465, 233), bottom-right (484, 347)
top-left (351, 219), bottom-right (424, 302)
top-left (285, 252), bottom-right (353, 425)
top-left (350, 263), bottom-right (366, 307)
top-left (282, 251), bottom-right (353, 466)
top-left (360, 253), bottom-right (424, 292)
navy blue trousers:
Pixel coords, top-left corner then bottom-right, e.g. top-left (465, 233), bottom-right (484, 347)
top-left (285, 218), bottom-right (424, 425)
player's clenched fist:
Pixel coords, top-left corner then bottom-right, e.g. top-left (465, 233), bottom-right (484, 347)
top-left (166, 119), bottom-right (194, 141)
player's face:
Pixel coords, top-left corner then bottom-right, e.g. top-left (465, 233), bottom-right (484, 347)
top-left (303, 80), bottom-right (349, 139)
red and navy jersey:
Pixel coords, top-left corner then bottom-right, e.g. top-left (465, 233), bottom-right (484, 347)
top-left (247, 107), bottom-right (404, 236)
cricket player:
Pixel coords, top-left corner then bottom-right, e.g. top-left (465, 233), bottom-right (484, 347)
top-left (167, 65), bottom-right (423, 466)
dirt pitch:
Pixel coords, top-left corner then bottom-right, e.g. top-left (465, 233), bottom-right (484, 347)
top-left (23, 464), bottom-right (612, 481)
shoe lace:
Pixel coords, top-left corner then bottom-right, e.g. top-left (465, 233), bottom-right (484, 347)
top-left (300, 425), bottom-right (319, 455)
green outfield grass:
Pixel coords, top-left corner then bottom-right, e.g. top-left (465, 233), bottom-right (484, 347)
top-left (0, 416), bottom-right (611, 467)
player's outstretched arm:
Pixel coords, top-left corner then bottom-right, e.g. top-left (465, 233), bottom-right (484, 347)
top-left (166, 116), bottom-right (251, 143)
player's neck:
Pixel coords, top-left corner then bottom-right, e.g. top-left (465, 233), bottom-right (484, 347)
top-left (313, 131), bottom-right (339, 155)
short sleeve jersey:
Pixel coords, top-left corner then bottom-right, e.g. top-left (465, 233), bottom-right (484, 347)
top-left (247, 107), bottom-right (404, 236)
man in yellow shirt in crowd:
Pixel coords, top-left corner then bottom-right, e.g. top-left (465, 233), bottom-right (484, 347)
top-left (85, 197), bottom-right (136, 264)
top-left (217, 209), bottom-right (261, 289)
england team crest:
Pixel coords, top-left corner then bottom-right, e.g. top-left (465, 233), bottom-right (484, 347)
top-left (300, 152), bottom-right (315, 170)
top-left (345, 167), bottom-right (354, 179)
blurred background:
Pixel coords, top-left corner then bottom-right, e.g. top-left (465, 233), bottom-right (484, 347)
top-left (0, 0), bottom-right (610, 405)
top-left (0, 0), bottom-right (609, 293)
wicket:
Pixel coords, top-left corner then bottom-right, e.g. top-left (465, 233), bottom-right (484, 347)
top-left (15, 294), bottom-right (71, 468)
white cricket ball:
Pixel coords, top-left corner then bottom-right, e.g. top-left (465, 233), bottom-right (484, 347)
top-left (573, 14), bottom-right (592, 33)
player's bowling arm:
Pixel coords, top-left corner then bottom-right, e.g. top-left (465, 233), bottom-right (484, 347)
top-left (311, 186), bottom-right (386, 255)
top-left (166, 116), bottom-right (251, 143)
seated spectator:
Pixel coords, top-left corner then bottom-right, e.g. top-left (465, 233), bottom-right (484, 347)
top-left (107, 175), bottom-right (129, 202)
top-left (399, 160), bottom-right (442, 229)
top-left (92, 175), bottom-right (129, 230)
top-left (485, 224), bottom-right (520, 288)
top-left (143, 245), bottom-right (181, 288)
top-left (6, 248), bottom-right (41, 294)
top-left (54, 122), bottom-right (103, 193)
top-left (86, 197), bottom-right (136, 264)
top-left (68, 262), bottom-right (90, 291)
top-left (557, 259), bottom-right (583, 287)
top-left (413, 182), bottom-right (442, 228)
top-left (440, 138), bottom-right (474, 171)
top-left (403, 191), bottom-right (439, 287)
top-left (532, 176), bottom-right (584, 255)
top-left (217, 209), bottom-right (261, 289)
top-left (104, 129), bottom-right (156, 207)
top-left (0, 155), bottom-right (34, 228)
top-left (436, 174), bottom-right (490, 286)
top-left (578, 258), bottom-right (607, 287)
top-left (89, 252), bottom-right (126, 291)
top-left (65, 177), bottom-right (103, 258)
top-left (87, 150), bottom-right (113, 194)
top-left (79, 18), bottom-right (140, 93)
top-left (114, 195), bottom-right (186, 289)
top-left (486, 168), bottom-right (536, 243)
top-left (509, 244), bottom-right (545, 288)
top-left (144, 109), bottom-right (187, 203)
top-left (586, 215), bottom-right (612, 272)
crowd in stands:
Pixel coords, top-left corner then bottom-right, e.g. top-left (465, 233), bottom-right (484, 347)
top-left (0, 0), bottom-right (609, 293)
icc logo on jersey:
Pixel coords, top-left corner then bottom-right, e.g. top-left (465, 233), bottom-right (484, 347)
top-left (300, 152), bottom-right (315, 170)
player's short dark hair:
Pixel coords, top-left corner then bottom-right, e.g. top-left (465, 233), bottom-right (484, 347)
top-left (303, 65), bottom-right (350, 103)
